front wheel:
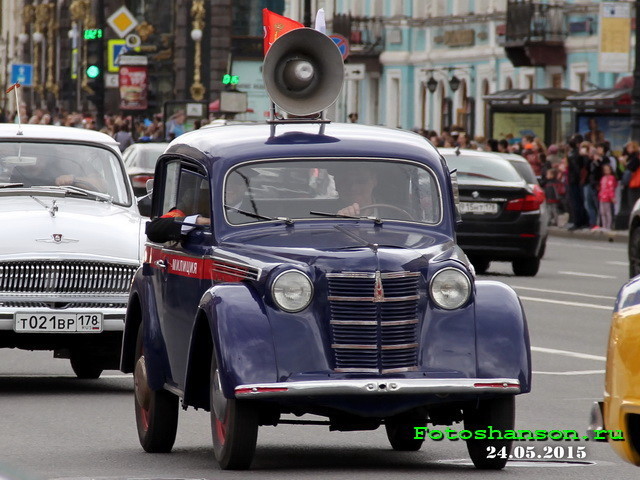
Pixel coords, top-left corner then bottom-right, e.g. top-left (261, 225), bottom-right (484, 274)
top-left (512, 257), bottom-right (540, 276)
top-left (385, 418), bottom-right (425, 451)
top-left (464, 396), bottom-right (515, 470)
top-left (210, 348), bottom-right (259, 470)
top-left (134, 326), bottom-right (179, 453)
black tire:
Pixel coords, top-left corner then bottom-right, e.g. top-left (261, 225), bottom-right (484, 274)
top-left (469, 256), bottom-right (490, 275)
top-left (629, 226), bottom-right (640, 278)
top-left (538, 239), bottom-right (547, 259)
top-left (464, 396), bottom-right (515, 470)
top-left (385, 418), bottom-right (425, 451)
top-left (210, 347), bottom-right (259, 470)
top-left (512, 257), bottom-right (540, 276)
top-left (134, 326), bottom-right (179, 453)
top-left (70, 354), bottom-right (103, 379)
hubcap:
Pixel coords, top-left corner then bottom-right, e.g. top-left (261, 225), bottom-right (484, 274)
top-left (134, 354), bottom-right (151, 410)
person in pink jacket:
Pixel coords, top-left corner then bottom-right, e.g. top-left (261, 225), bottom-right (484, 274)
top-left (598, 163), bottom-right (618, 230)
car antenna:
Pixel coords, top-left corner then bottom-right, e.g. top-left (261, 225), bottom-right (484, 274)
top-left (6, 83), bottom-right (23, 135)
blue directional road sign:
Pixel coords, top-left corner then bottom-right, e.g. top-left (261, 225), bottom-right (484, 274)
top-left (10, 64), bottom-right (33, 87)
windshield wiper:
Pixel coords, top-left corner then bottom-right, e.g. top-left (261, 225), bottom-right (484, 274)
top-left (309, 210), bottom-right (383, 225)
top-left (62, 185), bottom-right (113, 203)
top-left (0, 183), bottom-right (24, 188)
top-left (225, 205), bottom-right (294, 225)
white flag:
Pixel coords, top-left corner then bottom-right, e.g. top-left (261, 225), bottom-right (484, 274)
top-left (314, 8), bottom-right (326, 34)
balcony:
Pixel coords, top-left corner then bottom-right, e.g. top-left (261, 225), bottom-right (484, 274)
top-left (332, 14), bottom-right (384, 56)
top-left (504, 0), bottom-right (566, 67)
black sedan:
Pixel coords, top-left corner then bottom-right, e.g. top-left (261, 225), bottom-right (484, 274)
top-left (628, 199), bottom-right (640, 277)
top-left (441, 148), bottom-right (548, 276)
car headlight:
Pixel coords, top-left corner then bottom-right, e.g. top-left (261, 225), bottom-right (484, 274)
top-left (429, 267), bottom-right (471, 310)
top-left (271, 270), bottom-right (313, 312)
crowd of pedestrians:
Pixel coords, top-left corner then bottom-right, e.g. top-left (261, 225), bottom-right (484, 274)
top-left (0, 105), bottom-right (213, 153)
top-left (420, 126), bottom-right (633, 231)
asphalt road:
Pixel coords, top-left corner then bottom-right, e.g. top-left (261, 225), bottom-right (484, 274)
top-left (1, 235), bottom-right (638, 480)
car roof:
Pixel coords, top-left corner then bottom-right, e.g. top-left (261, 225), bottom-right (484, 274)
top-left (0, 123), bottom-right (120, 153)
top-left (438, 147), bottom-right (506, 160)
top-left (493, 152), bottom-right (529, 163)
top-left (165, 122), bottom-right (442, 170)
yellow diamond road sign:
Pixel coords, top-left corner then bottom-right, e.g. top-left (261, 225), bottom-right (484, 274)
top-left (107, 6), bottom-right (138, 39)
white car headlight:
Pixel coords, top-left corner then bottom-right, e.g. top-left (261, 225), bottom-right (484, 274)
top-left (429, 267), bottom-right (471, 310)
top-left (271, 270), bottom-right (313, 313)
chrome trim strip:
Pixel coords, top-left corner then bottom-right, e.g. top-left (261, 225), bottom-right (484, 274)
top-left (209, 256), bottom-right (262, 281)
top-left (381, 319), bottom-right (419, 326)
top-left (331, 343), bottom-right (377, 350)
top-left (334, 368), bottom-right (380, 373)
top-left (235, 378), bottom-right (521, 398)
top-left (163, 383), bottom-right (184, 397)
top-left (330, 320), bottom-right (378, 326)
top-left (381, 366), bottom-right (419, 374)
top-left (0, 293), bottom-right (129, 302)
top-left (328, 295), bottom-right (420, 303)
top-left (380, 343), bottom-right (419, 350)
top-left (327, 271), bottom-right (421, 279)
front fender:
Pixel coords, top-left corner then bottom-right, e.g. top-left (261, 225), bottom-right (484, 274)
top-left (191, 283), bottom-right (278, 401)
top-left (119, 268), bottom-right (169, 392)
top-left (474, 280), bottom-right (532, 393)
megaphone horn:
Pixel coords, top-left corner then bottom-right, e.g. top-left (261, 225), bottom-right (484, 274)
top-left (263, 28), bottom-right (345, 116)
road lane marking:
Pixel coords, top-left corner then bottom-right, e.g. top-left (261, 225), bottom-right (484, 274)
top-left (519, 296), bottom-right (612, 310)
top-left (531, 346), bottom-right (606, 362)
top-left (512, 285), bottom-right (616, 301)
top-left (606, 261), bottom-right (628, 266)
top-left (548, 240), bottom-right (625, 252)
top-left (558, 271), bottom-right (617, 279)
top-left (533, 370), bottom-right (605, 375)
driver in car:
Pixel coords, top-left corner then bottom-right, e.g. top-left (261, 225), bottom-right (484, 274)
top-left (335, 167), bottom-right (378, 217)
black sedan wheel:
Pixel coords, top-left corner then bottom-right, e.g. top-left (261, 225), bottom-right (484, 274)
top-left (464, 396), bottom-right (515, 469)
top-left (469, 256), bottom-right (491, 275)
top-left (512, 257), bottom-right (540, 276)
top-left (385, 418), bottom-right (425, 451)
top-left (70, 353), bottom-right (103, 379)
top-left (629, 226), bottom-right (640, 278)
top-left (134, 326), bottom-right (179, 453)
top-left (210, 348), bottom-right (259, 470)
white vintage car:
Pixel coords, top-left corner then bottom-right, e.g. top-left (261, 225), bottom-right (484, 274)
top-left (0, 123), bottom-right (145, 378)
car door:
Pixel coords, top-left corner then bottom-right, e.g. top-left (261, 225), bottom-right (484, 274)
top-left (148, 159), bottom-right (213, 389)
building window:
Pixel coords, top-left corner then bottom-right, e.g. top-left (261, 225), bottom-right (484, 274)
top-left (233, 0), bottom-right (284, 36)
top-left (577, 72), bottom-right (587, 92)
top-left (552, 73), bottom-right (563, 89)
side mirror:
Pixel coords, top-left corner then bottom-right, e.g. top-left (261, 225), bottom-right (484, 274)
top-left (146, 178), bottom-right (154, 195)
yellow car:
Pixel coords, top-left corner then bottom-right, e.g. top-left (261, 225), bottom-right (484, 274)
top-left (591, 276), bottom-right (640, 465)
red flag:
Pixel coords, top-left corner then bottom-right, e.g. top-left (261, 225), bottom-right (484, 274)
top-left (263, 8), bottom-right (303, 56)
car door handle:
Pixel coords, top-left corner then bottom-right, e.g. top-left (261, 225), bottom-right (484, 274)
top-left (155, 260), bottom-right (168, 269)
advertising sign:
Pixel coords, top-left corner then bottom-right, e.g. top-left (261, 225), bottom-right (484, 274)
top-left (492, 112), bottom-right (546, 144)
top-left (119, 65), bottom-right (148, 110)
top-left (598, 2), bottom-right (631, 72)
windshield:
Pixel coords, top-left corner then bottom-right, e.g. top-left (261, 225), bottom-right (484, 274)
top-left (224, 159), bottom-right (441, 225)
top-left (133, 144), bottom-right (168, 169)
top-left (0, 142), bottom-right (130, 204)
top-left (443, 154), bottom-right (523, 184)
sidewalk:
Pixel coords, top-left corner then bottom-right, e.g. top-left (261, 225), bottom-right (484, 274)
top-left (548, 226), bottom-right (628, 243)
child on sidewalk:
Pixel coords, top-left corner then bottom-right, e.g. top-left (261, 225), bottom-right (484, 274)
top-left (598, 163), bottom-right (618, 230)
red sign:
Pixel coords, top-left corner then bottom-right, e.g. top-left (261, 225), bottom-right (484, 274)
top-left (119, 65), bottom-right (148, 110)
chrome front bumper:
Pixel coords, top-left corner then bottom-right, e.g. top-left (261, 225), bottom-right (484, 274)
top-left (235, 377), bottom-right (521, 398)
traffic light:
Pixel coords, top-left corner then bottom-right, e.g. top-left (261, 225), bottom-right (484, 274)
top-left (85, 31), bottom-right (105, 110)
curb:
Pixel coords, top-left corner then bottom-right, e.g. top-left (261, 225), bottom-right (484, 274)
top-left (548, 226), bottom-right (628, 243)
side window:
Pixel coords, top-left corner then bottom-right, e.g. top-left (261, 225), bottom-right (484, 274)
top-left (159, 160), bottom-right (211, 219)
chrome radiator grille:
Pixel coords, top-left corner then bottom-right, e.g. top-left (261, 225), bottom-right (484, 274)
top-left (327, 271), bottom-right (421, 374)
top-left (0, 261), bottom-right (137, 295)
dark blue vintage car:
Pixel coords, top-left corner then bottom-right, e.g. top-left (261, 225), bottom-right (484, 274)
top-left (119, 27), bottom-right (531, 471)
